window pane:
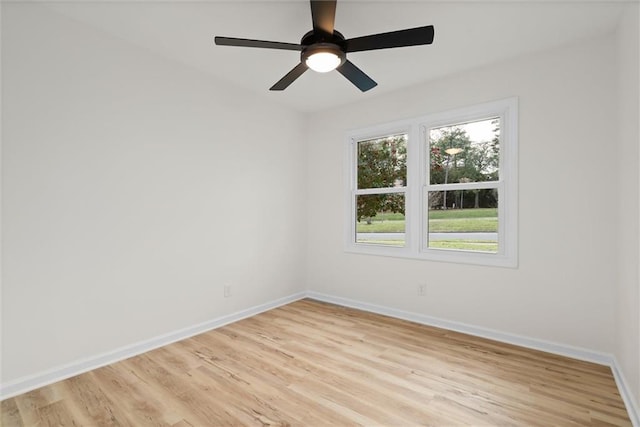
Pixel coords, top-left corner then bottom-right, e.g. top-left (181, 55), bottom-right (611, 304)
top-left (356, 194), bottom-right (405, 247)
top-left (427, 189), bottom-right (498, 253)
top-left (429, 118), bottom-right (500, 185)
top-left (357, 134), bottom-right (407, 189)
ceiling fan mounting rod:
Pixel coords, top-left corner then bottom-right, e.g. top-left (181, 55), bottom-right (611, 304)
top-left (301, 29), bottom-right (345, 47)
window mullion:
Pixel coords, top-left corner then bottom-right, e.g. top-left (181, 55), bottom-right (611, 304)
top-left (404, 124), bottom-right (421, 253)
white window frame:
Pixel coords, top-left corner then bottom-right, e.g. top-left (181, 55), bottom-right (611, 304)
top-left (344, 98), bottom-right (518, 268)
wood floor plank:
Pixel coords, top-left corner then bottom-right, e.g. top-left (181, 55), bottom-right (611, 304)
top-left (0, 299), bottom-right (633, 426)
top-left (1, 398), bottom-right (23, 427)
top-left (37, 400), bottom-right (84, 427)
top-left (61, 373), bottom-right (134, 426)
top-left (184, 335), bottom-right (361, 426)
top-left (91, 364), bottom-right (179, 426)
top-left (121, 354), bottom-right (245, 426)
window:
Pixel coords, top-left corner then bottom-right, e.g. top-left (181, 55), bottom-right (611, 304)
top-left (345, 98), bottom-right (518, 267)
top-left (355, 134), bottom-right (407, 247)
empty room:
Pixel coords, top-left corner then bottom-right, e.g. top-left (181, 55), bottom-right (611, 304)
top-left (1, 0), bottom-right (639, 425)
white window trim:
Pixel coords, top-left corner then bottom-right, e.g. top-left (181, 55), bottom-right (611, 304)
top-left (344, 98), bottom-right (518, 268)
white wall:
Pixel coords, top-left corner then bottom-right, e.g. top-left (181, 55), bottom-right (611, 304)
top-left (306, 35), bottom-right (618, 353)
top-left (1, 4), bottom-right (307, 383)
top-left (616, 3), bottom-right (640, 409)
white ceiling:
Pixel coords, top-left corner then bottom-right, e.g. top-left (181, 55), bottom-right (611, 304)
top-left (44, 0), bottom-right (627, 112)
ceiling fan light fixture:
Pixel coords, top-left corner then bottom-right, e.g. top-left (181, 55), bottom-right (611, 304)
top-left (302, 44), bottom-right (345, 73)
top-left (306, 51), bottom-right (341, 72)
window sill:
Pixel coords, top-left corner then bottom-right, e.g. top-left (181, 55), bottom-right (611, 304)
top-left (344, 243), bottom-right (518, 268)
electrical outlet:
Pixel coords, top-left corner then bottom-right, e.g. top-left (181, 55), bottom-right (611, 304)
top-left (418, 284), bottom-right (426, 296)
top-left (224, 284), bottom-right (231, 298)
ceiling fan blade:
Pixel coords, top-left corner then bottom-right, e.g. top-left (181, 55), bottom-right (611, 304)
top-left (270, 63), bottom-right (309, 91)
top-left (215, 36), bottom-right (302, 51)
top-left (346, 25), bottom-right (435, 53)
top-left (337, 60), bottom-right (377, 92)
top-left (310, 0), bottom-right (337, 38)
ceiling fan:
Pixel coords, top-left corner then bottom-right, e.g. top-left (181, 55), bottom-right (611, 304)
top-left (214, 0), bottom-right (435, 92)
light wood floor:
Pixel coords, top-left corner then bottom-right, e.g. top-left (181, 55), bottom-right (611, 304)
top-left (1, 299), bottom-right (632, 426)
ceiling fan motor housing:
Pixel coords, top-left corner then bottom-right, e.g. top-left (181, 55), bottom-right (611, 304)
top-left (300, 30), bottom-right (346, 67)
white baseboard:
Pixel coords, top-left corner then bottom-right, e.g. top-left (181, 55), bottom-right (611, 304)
top-left (0, 291), bottom-right (307, 400)
top-left (611, 356), bottom-right (640, 427)
top-left (2, 290), bottom-right (638, 426)
top-left (306, 291), bottom-right (612, 364)
top-left (307, 291), bottom-right (639, 426)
